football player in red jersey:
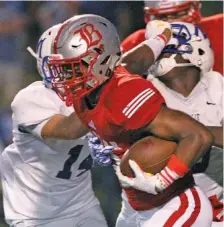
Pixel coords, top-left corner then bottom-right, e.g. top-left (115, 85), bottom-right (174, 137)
top-left (121, 0), bottom-right (223, 74)
top-left (123, 21), bottom-right (224, 226)
top-left (48, 14), bottom-right (214, 227)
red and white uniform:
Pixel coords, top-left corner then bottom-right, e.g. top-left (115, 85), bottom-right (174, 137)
top-left (149, 70), bottom-right (224, 224)
top-left (74, 65), bottom-right (212, 227)
top-left (121, 14), bottom-right (224, 75)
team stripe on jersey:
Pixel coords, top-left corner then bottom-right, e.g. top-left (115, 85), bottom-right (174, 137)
top-left (160, 167), bottom-right (176, 185)
top-left (164, 187), bottom-right (201, 227)
top-left (122, 88), bottom-right (155, 118)
top-left (182, 187), bottom-right (201, 227)
top-left (163, 192), bottom-right (188, 227)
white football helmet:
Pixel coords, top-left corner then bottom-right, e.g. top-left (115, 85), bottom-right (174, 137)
top-left (27, 23), bottom-right (62, 87)
top-left (144, 0), bottom-right (201, 24)
top-left (149, 22), bottom-right (214, 77)
top-left (48, 14), bottom-right (121, 106)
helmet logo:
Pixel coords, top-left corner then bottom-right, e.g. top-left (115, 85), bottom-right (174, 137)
top-left (74, 24), bottom-right (102, 49)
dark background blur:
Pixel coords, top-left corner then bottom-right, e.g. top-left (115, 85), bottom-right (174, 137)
top-left (0, 1), bottom-right (223, 227)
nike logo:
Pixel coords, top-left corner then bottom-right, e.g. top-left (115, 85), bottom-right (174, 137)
top-left (72, 44), bottom-right (82, 48)
top-left (206, 102), bottom-right (216, 105)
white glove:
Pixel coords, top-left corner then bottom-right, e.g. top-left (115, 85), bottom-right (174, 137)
top-left (116, 160), bottom-right (170, 195)
top-left (145, 20), bottom-right (172, 41)
top-left (86, 134), bottom-right (113, 166)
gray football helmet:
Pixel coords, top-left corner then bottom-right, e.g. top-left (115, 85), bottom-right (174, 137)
top-left (48, 14), bottom-right (121, 106)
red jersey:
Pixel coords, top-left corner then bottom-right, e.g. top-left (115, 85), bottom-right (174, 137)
top-left (199, 14), bottom-right (223, 74)
top-left (74, 65), bottom-right (194, 210)
top-left (121, 14), bottom-right (223, 75)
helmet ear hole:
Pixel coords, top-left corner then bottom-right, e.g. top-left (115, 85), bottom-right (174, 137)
top-left (94, 47), bottom-right (103, 54)
top-left (100, 55), bottom-right (110, 65)
top-left (198, 48), bottom-right (205, 55)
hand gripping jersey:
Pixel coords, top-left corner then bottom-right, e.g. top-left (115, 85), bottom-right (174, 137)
top-left (121, 14), bottom-right (224, 75)
top-left (149, 71), bottom-right (223, 198)
top-left (1, 81), bottom-right (98, 226)
top-left (74, 65), bottom-right (195, 211)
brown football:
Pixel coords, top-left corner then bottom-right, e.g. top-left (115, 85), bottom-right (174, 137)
top-left (120, 136), bottom-right (177, 177)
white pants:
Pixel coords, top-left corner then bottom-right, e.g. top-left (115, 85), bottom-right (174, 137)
top-left (211, 222), bottom-right (223, 227)
top-left (116, 186), bottom-right (213, 227)
top-left (193, 146), bottom-right (223, 199)
top-left (11, 205), bottom-right (108, 227)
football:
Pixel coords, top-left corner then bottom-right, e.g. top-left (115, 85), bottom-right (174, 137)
top-left (120, 136), bottom-right (177, 177)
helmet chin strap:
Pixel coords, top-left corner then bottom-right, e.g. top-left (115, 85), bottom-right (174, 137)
top-left (149, 54), bottom-right (194, 77)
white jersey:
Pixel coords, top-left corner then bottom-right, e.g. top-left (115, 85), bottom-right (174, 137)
top-left (1, 81), bottom-right (98, 225)
top-left (149, 71), bottom-right (223, 198)
top-left (150, 71), bottom-right (223, 126)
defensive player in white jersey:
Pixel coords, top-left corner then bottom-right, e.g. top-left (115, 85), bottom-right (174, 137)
top-left (118, 22), bottom-right (223, 226)
top-left (0, 24), bottom-right (108, 227)
top-left (148, 22), bottom-right (223, 224)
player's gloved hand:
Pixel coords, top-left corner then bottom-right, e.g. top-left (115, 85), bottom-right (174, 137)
top-left (87, 133), bottom-right (101, 147)
top-left (94, 145), bottom-right (114, 165)
top-left (116, 160), bottom-right (176, 195)
top-left (145, 20), bottom-right (172, 44)
top-left (86, 134), bottom-right (114, 166)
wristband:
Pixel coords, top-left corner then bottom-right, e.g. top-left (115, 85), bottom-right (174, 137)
top-left (157, 34), bottom-right (168, 44)
top-left (142, 35), bottom-right (166, 61)
top-left (167, 154), bottom-right (190, 177)
top-left (156, 154), bottom-right (190, 192)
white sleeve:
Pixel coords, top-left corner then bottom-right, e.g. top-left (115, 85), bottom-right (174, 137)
top-left (212, 72), bottom-right (223, 125)
top-left (205, 71), bottom-right (223, 103)
top-left (12, 85), bottom-right (62, 137)
top-left (203, 71), bottom-right (223, 125)
top-left (24, 119), bottom-right (50, 139)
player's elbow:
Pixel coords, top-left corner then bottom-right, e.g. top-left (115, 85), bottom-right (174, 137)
top-left (122, 44), bottom-right (154, 74)
top-left (202, 128), bottom-right (214, 148)
top-left (195, 127), bottom-right (214, 155)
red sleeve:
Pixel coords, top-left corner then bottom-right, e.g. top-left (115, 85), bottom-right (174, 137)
top-left (199, 14), bottom-right (223, 75)
top-left (121, 29), bottom-right (146, 53)
top-left (107, 75), bottom-right (165, 130)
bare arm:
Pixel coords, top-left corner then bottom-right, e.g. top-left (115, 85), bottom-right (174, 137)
top-left (121, 29), bottom-right (171, 75)
top-left (207, 126), bottom-right (223, 148)
top-left (117, 105), bottom-right (214, 194)
top-left (145, 105), bottom-right (214, 168)
top-left (41, 113), bottom-right (89, 140)
top-left (121, 43), bottom-right (155, 75)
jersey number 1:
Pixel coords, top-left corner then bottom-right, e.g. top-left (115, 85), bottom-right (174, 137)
top-left (56, 145), bottom-right (93, 179)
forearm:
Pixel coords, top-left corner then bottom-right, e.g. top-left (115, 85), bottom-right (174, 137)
top-left (153, 124), bottom-right (213, 192)
top-left (207, 126), bottom-right (223, 148)
top-left (41, 113), bottom-right (89, 140)
top-left (148, 106), bottom-right (214, 169)
top-left (121, 29), bottom-right (171, 75)
top-left (121, 44), bottom-right (155, 75)
top-left (173, 133), bottom-right (213, 168)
